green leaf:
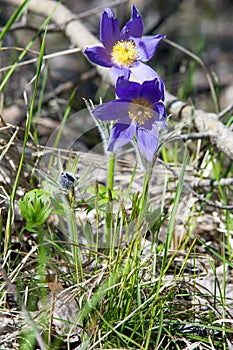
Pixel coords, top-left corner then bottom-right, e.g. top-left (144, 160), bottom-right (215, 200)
top-left (19, 189), bottom-right (52, 228)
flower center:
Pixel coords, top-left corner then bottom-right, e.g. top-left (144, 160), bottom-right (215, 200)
top-left (128, 98), bottom-right (153, 124)
top-left (111, 40), bottom-right (137, 67)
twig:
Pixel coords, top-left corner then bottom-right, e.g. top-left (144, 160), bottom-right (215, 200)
top-left (218, 101), bottom-right (233, 119)
top-left (0, 22), bottom-right (58, 32)
top-left (0, 126), bottom-right (19, 162)
top-left (180, 132), bottom-right (215, 140)
top-left (157, 159), bottom-right (233, 210)
top-left (65, 0), bottom-right (129, 22)
top-left (0, 47), bottom-right (81, 73)
top-left (190, 177), bottom-right (233, 190)
top-left (169, 176), bottom-right (233, 190)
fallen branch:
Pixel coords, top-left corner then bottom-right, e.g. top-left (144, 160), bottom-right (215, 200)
top-left (165, 94), bottom-right (233, 159)
top-left (2, 0), bottom-right (233, 159)
top-left (158, 159), bottom-right (233, 210)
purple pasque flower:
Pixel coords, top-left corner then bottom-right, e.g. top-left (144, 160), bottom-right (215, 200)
top-left (93, 77), bottom-right (166, 162)
top-left (84, 5), bottom-right (166, 82)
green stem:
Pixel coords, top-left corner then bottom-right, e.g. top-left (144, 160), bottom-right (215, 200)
top-left (133, 166), bottom-right (153, 236)
top-left (140, 167), bottom-right (152, 212)
top-left (107, 152), bottom-right (115, 191)
top-left (132, 152), bottom-right (156, 235)
top-left (65, 194), bottom-right (83, 283)
top-left (105, 152), bottom-right (115, 248)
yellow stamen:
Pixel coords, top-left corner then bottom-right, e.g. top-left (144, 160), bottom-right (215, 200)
top-left (128, 98), bottom-right (153, 124)
top-left (112, 40), bottom-right (137, 67)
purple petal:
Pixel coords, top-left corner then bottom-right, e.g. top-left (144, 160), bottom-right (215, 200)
top-left (145, 73), bottom-right (165, 101)
top-left (108, 122), bottom-right (136, 151)
top-left (134, 34), bottom-right (166, 61)
top-left (116, 76), bottom-right (141, 100)
top-left (141, 108), bottom-right (162, 131)
top-left (100, 8), bottom-right (120, 50)
top-left (121, 5), bottom-right (143, 40)
top-left (141, 79), bottom-right (164, 103)
top-left (152, 102), bottom-right (167, 129)
top-left (156, 76), bottom-right (165, 101)
top-left (136, 126), bottom-right (159, 162)
top-left (85, 46), bottom-right (113, 67)
top-left (130, 62), bottom-right (161, 81)
top-left (110, 66), bottom-right (130, 82)
top-left (93, 100), bottom-right (130, 121)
